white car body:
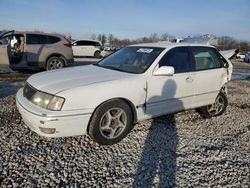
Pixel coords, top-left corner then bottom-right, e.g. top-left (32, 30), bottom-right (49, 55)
top-left (236, 53), bottom-right (245, 59)
top-left (16, 43), bottom-right (232, 140)
top-left (72, 40), bottom-right (102, 57)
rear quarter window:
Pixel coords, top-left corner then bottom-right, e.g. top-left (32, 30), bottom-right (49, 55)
top-left (46, 36), bottom-right (61, 44)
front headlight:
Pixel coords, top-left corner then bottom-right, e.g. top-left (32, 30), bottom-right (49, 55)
top-left (47, 96), bottom-right (65, 111)
top-left (31, 91), bottom-right (65, 111)
top-left (32, 92), bottom-right (53, 109)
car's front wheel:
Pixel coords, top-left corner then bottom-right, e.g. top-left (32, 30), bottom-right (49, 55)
top-left (94, 51), bottom-right (101, 58)
top-left (196, 92), bottom-right (228, 118)
top-left (46, 56), bottom-right (65, 71)
top-left (88, 99), bottom-right (133, 145)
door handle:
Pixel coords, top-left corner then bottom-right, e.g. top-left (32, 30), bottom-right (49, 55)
top-left (186, 76), bottom-right (193, 83)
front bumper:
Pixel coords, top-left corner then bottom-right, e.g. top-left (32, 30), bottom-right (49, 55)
top-left (16, 89), bottom-right (92, 137)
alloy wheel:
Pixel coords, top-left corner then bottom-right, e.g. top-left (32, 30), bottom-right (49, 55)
top-left (99, 108), bottom-right (127, 139)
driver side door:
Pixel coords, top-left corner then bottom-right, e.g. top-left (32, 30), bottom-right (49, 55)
top-left (146, 47), bottom-right (195, 117)
top-left (0, 31), bottom-right (14, 67)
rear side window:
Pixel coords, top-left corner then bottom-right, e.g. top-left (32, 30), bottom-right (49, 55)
top-left (74, 41), bottom-right (87, 46)
top-left (46, 36), bottom-right (60, 44)
top-left (159, 47), bottom-right (192, 73)
top-left (73, 40), bottom-right (100, 46)
top-left (192, 47), bottom-right (223, 71)
top-left (91, 41), bottom-right (101, 47)
top-left (26, 34), bottom-right (47, 44)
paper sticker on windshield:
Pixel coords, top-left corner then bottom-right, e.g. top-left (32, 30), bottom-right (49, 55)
top-left (137, 48), bottom-right (153, 53)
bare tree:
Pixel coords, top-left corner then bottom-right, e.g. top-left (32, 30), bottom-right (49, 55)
top-left (101, 34), bottom-right (107, 45)
top-left (91, 33), bottom-right (97, 40)
top-left (160, 33), bottom-right (175, 41)
top-left (108, 34), bottom-right (114, 45)
top-left (97, 34), bottom-right (102, 42)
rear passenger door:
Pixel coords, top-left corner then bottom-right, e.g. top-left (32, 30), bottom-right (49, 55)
top-left (191, 47), bottom-right (227, 108)
top-left (26, 34), bottom-right (47, 63)
top-left (72, 41), bottom-right (85, 56)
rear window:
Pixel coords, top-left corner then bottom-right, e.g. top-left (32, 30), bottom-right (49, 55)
top-left (26, 34), bottom-right (47, 44)
top-left (26, 34), bottom-right (60, 44)
top-left (192, 47), bottom-right (223, 71)
top-left (91, 41), bottom-right (101, 46)
top-left (73, 40), bottom-right (100, 46)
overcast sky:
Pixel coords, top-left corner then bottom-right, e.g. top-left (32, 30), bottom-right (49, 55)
top-left (0, 0), bottom-right (249, 41)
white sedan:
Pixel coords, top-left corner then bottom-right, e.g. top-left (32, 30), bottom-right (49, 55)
top-left (16, 43), bottom-right (232, 145)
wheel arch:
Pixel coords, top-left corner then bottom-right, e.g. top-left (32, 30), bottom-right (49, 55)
top-left (86, 97), bottom-right (138, 134)
top-left (220, 83), bottom-right (228, 96)
top-left (43, 53), bottom-right (67, 69)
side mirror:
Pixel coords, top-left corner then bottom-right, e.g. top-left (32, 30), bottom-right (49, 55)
top-left (153, 66), bottom-right (175, 76)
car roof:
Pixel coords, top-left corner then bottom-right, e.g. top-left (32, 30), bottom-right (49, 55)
top-left (130, 42), bottom-right (215, 49)
top-left (75, 39), bottom-right (101, 42)
top-left (13, 31), bottom-right (65, 38)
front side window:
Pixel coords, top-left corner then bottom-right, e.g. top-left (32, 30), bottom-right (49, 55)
top-left (159, 47), bottom-right (192, 73)
top-left (97, 46), bottom-right (164, 74)
top-left (192, 47), bottom-right (223, 71)
top-left (26, 34), bottom-right (47, 44)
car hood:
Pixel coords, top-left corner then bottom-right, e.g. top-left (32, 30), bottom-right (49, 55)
top-left (27, 65), bottom-right (136, 94)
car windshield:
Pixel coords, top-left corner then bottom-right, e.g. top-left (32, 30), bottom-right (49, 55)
top-left (97, 46), bottom-right (164, 74)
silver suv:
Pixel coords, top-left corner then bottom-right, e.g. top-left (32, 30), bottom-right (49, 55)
top-left (0, 30), bottom-right (74, 71)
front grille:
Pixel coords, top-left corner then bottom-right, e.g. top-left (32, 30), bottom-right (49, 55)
top-left (23, 83), bottom-right (37, 100)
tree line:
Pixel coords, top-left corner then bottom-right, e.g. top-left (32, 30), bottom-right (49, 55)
top-left (91, 32), bottom-right (250, 53)
top-left (1, 29), bottom-right (249, 53)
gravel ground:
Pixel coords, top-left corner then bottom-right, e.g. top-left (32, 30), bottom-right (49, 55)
top-left (0, 80), bottom-right (249, 187)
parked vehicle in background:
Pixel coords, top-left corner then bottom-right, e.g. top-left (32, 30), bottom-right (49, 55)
top-left (236, 53), bottom-right (245, 59)
top-left (101, 45), bottom-right (122, 57)
top-left (244, 52), bottom-right (250, 63)
top-left (0, 30), bottom-right (74, 71)
top-left (16, 42), bottom-right (232, 145)
top-left (72, 40), bottom-right (102, 58)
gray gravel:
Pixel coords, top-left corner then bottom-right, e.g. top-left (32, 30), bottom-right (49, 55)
top-left (0, 80), bottom-right (249, 187)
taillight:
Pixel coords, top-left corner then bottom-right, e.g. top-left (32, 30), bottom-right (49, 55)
top-left (64, 37), bottom-right (72, 48)
top-left (64, 43), bottom-right (71, 48)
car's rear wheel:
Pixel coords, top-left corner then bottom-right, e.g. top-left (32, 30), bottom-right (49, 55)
top-left (196, 92), bottom-right (228, 118)
top-left (88, 99), bottom-right (133, 145)
top-left (94, 51), bottom-right (101, 58)
top-left (46, 56), bottom-right (65, 71)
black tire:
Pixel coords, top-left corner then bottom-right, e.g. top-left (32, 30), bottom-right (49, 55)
top-left (196, 92), bottom-right (228, 118)
top-left (46, 56), bottom-right (65, 71)
top-left (94, 51), bottom-right (101, 58)
top-left (88, 99), bottom-right (133, 145)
